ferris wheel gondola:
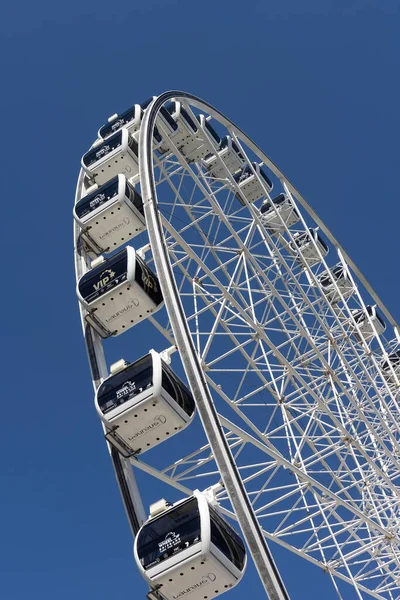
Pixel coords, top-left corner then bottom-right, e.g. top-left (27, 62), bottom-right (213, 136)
top-left (197, 114), bottom-right (221, 146)
top-left (203, 135), bottom-right (245, 179)
top-left (82, 129), bottom-right (140, 185)
top-left (232, 162), bottom-right (273, 205)
top-left (77, 246), bottom-right (163, 338)
top-left (95, 350), bottom-right (196, 457)
top-left (317, 264), bottom-right (354, 304)
top-left (351, 305), bottom-right (386, 341)
top-left (73, 174), bottom-right (145, 253)
top-left (288, 228), bottom-right (329, 265)
top-left (382, 350), bottom-right (400, 389)
top-left (260, 192), bottom-right (300, 231)
top-left (164, 100), bottom-right (201, 159)
top-left (134, 491), bottom-right (246, 600)
top-left (98, 96), bottom-right (179, 155)
top-left (99, 102), bottom-right (144, 140)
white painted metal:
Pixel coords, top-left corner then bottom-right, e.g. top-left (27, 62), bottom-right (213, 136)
top-left (74, 90), bottom-right (400, 600)
top-left (140, 94), bottom-right (290, 600)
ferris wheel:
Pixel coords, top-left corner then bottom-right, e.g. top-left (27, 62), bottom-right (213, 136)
top-left (74, 91), bottom-right (400, 600)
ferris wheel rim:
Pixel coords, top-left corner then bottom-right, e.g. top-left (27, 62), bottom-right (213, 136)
top-left (139, 92), bottom-right (290, 600)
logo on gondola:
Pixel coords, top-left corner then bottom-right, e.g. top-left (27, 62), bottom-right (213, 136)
top-left (89, 193), bottom-right (106, 209)
top-left (127, 415), bottom-right (167, 441)
top-left (111, 119), bottom-right (125, 132)
top-left (141, 271), bottom-right (158, 292)
top-left (116, 380), bottom-right (136, 399)
top-left (93, 268), bottom-right (116, 292)
top-left (98, 218), bottom-right (130, 241)
top-left (173, 574), bottom-right (217, 599)
top-left (158, 531), bottom-right (181, 553)
top-left (95, 145), bottom-right (111, 159)
top-left (104, 300), bottom-right (140, 323)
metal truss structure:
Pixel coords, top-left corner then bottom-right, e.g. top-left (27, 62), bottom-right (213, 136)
top-left (74, 91), bottom-right (400, 600)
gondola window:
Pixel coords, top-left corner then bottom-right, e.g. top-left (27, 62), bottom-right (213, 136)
top-left (161, 363), bottom-right (195, 416)
top-left (137, 499), bottom-right (201, 569)
top-left (209, 506), bottom-right (246, 571)
top-left (98, 354), bottom-right (153, 414)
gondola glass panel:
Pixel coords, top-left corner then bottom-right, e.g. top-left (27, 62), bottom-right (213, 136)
top-left (137, 498), bottom-right (201, 569)
top-left (197, 115), bottom-right (221, 146)
top-left (209, 505), bottom-right (246, 572)
top-left (382, 350), bottom-right (400, 389)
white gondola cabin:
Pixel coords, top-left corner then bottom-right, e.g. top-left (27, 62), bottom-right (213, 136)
top-left (382, 350), bottom-right (400, 389)
top-left (164, 100), bottom-right (202, 160)
top-left (318, 264), bottom-right (354, 304)
top-left (198, 115), bottom-right (221, 146)
top-left (233, 163), bottom-right (273, 205)
top-left (351, 305), bottom-right (386, 341)
top-left (98, 97), bottom-right (179, 155)
top-left (162, 103), bottom-right (222, 164)
top-left (99, 103), bottom-right (143, 140)
top-left (176, 113), bottom-right (222, 163)
top-left (289, 228), bottom-right (329, 265)
top-left (134, 490), bottom-right (246, 600)
top-left (260, 193), bottom-right (300, 232)
top-left (81, 129), bottom-right (139, 185)
top-left (73, 175), bottom-right (145, 253)
top-left (77, 246), bottom-right (163, 338)
top-left (96, 350), bottom-right (196, 457)
top-left (203, 136), bottom-right (245, 179)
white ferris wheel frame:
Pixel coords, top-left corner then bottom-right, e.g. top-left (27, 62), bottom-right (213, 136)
top-left (74, 91), bottom-right (400, 600)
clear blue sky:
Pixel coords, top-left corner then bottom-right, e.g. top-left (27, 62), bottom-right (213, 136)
top-left (1, 1), bottom-right (399, 598)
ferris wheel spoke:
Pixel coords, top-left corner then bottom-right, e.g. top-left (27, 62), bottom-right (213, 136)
top-left (156, 231), bottom-right (396, 492)
top-left (160, 227), bottom-right (400, 480)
